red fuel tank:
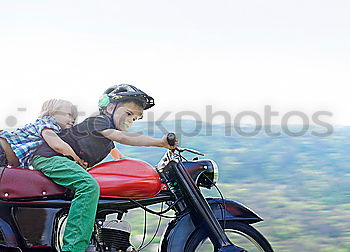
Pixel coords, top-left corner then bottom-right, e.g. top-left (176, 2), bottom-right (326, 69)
top-left (89, 159), bottom-right (162, 199)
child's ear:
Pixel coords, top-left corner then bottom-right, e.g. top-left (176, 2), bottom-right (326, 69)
top-left (106, 103), bottom-right (117, 115)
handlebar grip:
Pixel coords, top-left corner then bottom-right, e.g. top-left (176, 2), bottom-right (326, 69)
top-left (167, 133), bottom-right (176, 147)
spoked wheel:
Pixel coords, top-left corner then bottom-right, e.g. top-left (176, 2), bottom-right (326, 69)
top-left (185, 221), bottom-right (274, 252)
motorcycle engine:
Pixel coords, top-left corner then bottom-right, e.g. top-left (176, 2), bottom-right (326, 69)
top-left (101, 213), bottom-right (136, 252)
top-left (55, 213), bottom-right (135, 252)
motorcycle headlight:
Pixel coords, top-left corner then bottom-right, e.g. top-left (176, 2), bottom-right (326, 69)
top-left (197, 160), bottom-right (219, 189)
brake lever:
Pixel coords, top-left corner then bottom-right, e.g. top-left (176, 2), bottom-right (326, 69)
top-left (176, 147), bottom-right (205, 156)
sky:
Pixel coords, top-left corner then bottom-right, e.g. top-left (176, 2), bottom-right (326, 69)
top-left (1, 0), bottom-right (349, 129)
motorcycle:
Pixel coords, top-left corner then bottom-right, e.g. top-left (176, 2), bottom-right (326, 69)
top-left (0, 133), bottom-right (274, 252)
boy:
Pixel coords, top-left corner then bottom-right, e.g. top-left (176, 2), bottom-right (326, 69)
top-left (31, 84), bottom-right (177, 252)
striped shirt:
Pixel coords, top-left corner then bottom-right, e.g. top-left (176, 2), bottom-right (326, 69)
top-left (0, 116), bottom-right (61, 168)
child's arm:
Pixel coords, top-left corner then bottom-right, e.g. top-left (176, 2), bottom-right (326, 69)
top-left (41, 129), bottom-right (88, 168)
top-left (110, 148), bottom-right (124, 160)
top-left (99, 129), bottom-right (177, 149)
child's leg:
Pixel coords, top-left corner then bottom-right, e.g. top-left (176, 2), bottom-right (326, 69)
top-left (31, 155), bottom-right (100, 252)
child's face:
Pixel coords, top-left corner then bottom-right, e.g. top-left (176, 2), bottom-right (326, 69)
top-left (52, 105), bottom-right (76, 130)
top-left (112, 102), bottom-right (144, 131)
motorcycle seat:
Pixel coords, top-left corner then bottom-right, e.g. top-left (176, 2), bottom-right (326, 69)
top-left (0, 167), bottom-right (67, 200)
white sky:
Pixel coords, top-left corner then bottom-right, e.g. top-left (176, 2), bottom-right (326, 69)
top-left (1, 0), bottom-right (349, 128)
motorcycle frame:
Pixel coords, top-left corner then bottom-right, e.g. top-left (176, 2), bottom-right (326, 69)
top-left (0, 155), bottom-right (263, 251)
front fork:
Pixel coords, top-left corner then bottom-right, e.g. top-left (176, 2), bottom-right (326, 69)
top-left (168, 161), bottom-right (246, 252)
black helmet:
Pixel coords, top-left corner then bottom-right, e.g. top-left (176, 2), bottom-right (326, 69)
top-left (98, 84), bottom-right (155, 111)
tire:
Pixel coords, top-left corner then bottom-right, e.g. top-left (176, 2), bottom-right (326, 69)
top-left (184, 221), bottom-right (274, 252)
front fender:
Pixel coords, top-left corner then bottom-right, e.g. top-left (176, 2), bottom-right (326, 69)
top-left (207, 198), bottom-right (263, 223)
top-left (159, 198), bottom-right (262, 252)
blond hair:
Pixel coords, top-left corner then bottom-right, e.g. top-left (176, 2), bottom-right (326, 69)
top-left (39, 99), bottom-right (78, 120)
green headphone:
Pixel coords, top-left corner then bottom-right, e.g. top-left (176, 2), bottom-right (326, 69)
top-left (98, 94), bottom-right (110, 108)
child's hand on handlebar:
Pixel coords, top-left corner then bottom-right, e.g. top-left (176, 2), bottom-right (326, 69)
top-left (162, 134), bottom-right (178, 149)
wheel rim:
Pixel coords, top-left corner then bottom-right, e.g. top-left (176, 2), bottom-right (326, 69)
top-left (194, 229), bottom-right (265, 252)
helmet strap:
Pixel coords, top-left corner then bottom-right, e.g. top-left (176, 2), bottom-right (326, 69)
top-left (104, 103), bottom-right (118, 129)
top-left (109, 102), bottom-right (119, 119)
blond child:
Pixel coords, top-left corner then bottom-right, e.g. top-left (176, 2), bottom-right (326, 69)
top-left (0, 99), bottom-right (86, 168)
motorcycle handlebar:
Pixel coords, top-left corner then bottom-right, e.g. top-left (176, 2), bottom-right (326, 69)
top-left (167, 133), bottom-right (177, 147)
top-left (166, 133), bottom-right (205, 155)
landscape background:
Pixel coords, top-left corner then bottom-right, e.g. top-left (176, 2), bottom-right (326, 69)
top-left (105, 120), bottom-right (350, 252)
top-left (1, 1), bottom-right (349, 251)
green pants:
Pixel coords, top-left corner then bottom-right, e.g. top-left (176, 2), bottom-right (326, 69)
top-left (31, 156), bottom-right (100, 252)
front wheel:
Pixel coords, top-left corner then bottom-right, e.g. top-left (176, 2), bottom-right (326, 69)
top-left (185, 221), bottom-right (274, 252)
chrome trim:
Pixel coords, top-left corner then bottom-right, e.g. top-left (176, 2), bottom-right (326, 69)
top-left (208, 159), bottom-right (219, 184)
top-left (156, 150), bottom-right (176, 172)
